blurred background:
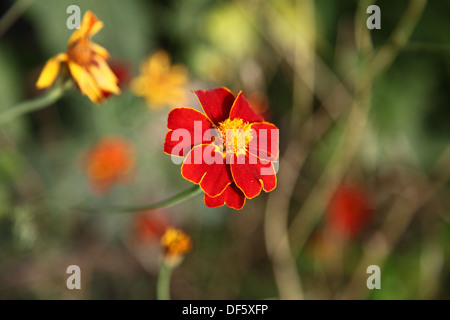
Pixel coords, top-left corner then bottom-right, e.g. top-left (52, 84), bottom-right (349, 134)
top-left (0, 0), bottom-right (449, 299)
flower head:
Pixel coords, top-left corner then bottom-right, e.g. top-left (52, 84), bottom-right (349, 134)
top-left (326, 184), bottom-right (374, 239)
top-left (36, 11), bottom-right (120, 104)
top-left (161, 227), bottom-right (193, 257)
top-left (164, 87), bottom-right (279, 210)
top-left (130, 50), bottom-right (188, 109)
top-left (84, 137), bottom-right (135, 194)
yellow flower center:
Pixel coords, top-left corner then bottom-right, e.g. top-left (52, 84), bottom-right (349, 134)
top-left (216, 118), bottom-right (253, 156)
top-left (68, 37), bottom-right (93, 66)
top-left (161, 227), bottom-right (193, 257)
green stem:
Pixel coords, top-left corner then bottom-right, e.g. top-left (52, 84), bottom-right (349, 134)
top-left (78, 185), bottom-right (202, 213)
top-left (0, 80), bottom-right (73, 125)
top-left (157, 261), bottom-right (173, 300)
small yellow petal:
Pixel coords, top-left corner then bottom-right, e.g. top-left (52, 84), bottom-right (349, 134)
top-left (68, 11), bottom-right (104, 45)
top-left (84, 11), bottom-right (104, 37)
top-left (92, 43), bottom-right (109, 60)
top-left (68, 62), bottom-right (102, 104)
top-left (36, 53), bottom-right (68, 89)
top-left (89, 58), bottom-right (120, 94)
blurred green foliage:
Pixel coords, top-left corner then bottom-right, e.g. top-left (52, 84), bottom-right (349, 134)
top-left (0, 0), bottom-right (449, 300)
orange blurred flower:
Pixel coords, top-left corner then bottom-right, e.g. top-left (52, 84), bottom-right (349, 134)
top-left (161, 227), bottom-right (193, 258)
top-left (36, 11), bottom-right (120, 104)
top-left (326, 183), bottom-right (374, 239)
top-left (84, 137), bottom-right (135, 194)
top-left (130, 50), bottom-right (188, 109)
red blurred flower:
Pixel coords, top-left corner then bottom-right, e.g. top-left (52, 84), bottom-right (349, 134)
top-left (326, 184), bottom-right (374, 239)
top-left (164, 87), bottom-right (279, 210)
top-left (110, 60), bottom-right (132, 89)
top-left (84, 137), bottom-right (135, 194)
top-left (134, 211), bottom-right (171, 244)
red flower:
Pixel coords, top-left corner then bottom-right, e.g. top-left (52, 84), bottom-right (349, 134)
top-left (164, 87), bottom-right (279, 210)
top-left (326, 184), bottom-right (374, 239)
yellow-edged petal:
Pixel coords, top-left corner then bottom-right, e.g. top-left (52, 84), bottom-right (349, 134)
top-left (89, 57), bottom-right (120, 94)
top-left (68, 11), bottom-right (104, 45)
top-left (68, 61), bottom-right (103, 104)
top-left (36, 53), bottom-right (68, 89)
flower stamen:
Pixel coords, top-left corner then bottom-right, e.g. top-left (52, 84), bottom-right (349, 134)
top-left (216, 118), bottom-right (253, 156)
top-left (68, 37), bottom-right (93, 66)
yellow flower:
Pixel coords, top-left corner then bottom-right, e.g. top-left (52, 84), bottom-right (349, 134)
top-left (36, 11), bottom-right (120, 104)
top-left (161, 227), bottom-right (193, 257)
top-left (131, 50), bottom-right (188, 109)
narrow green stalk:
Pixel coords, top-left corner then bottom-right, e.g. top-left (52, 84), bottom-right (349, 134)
top-left (157, 261), bottom-right (173, 300)
top-left (0, 80), bottom-right (73, 125)
top-left (78, 185), bottom-right (202, 213)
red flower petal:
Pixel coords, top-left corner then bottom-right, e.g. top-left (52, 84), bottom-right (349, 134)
top-left (231, 154), bottom-right (277, 199)
top-left (164, 107), bottom-right (214, 157)
top-left (204, 183), bottom-right (246, 210)
top-left (194, 87), bottom-right (236, 125)
top-left (248, 122), bottom-right (279, 161)
top-left (229, 92), bottom-right (264, 124)
top-left (181, 144), bottom-right (232, 197)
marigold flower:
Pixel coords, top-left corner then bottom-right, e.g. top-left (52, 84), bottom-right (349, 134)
top-left (36, 11), bottom-right (120, 104)
top-left (161, 227), bottom-right (193, 257)
top-left (326, 184), bottom-right (374, 239)
top-left (84, 137), bottom-right (135, 194)
top-left (164, 87), bottom-right (279, 210)
top-left (130, 50), bottom-right (188, 109)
